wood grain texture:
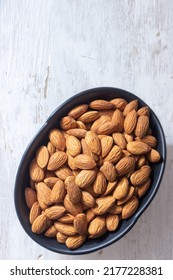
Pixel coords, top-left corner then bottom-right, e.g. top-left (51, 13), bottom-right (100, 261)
top-left (0, 0), bottom-right (173, 260)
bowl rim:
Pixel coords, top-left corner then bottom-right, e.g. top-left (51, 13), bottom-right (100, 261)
top-left (14, 86), bottom-right (167, 255)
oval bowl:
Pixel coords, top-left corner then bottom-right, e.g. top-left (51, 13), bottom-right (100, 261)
top-left (14, 87), bottom-right (166, 255)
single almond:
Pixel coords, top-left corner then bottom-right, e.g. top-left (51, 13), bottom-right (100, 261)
top-left (67, 152), bottom-right (78, 170)
top-left (56, 232), bottom-right (68, 243)
top-left (88, 216), bottom-right (106, 238)
top-left (98, 110), bottom-right (114, 118)
top-left (109, 204), bottom-right (123, 214)
top-left (112, 133), bottom-right (127, 149)
top-left (36, 146), bottom-right (49, 169)
top-left (124, 109), bottom-right (137, 134)
top-left (106, 214), bottom-right (119, 231)
top-left (44, 177), bottom-right (60, 188)
top-left (102, 181), bottom-right (118, 196)
top-left (100, 162), bottom-right (117, 182)
top-left (74, 154), bottom-right (96, 170)
top-left (66, 235), bottom-right (87, 249)
top-left (55, 165), bottom-right (73, 180)
top-left (135, 116), bottom-right (149, 138)
top-left (47, 151), bottom-right (67, 171)
top-left (110, 98), bottom-right (127, 111)
top-left (85, 209), bottom-right (96, 223)
top-left (93, 171), bottom-right (107, 194)
top-left (123, 100), bottom-right (138, 116)
top-left (115, 156), bottom-right (135, 176)
top-left (75, 169), bottom-right (97, 188)
top-left (137, 178), bottom-right (151, 198)
top-left (146, 149), bottom-right (161, 163)
top-left (31, 214), bottom-right (47, 234)
top-left (136, 155), bottom-right (146, 169)
top-left (127, 141), bottom-right (151, 155)
top-left (49, 129), bottom-right (66, 151)
top-left (76, 121), bottom-right (87, 129)
top-left (29, 159), bottom-right (44, 182)
top-left (91, 115), bottom-right (111, 133)
top-left (104, 145), bottom-right (122, 163)
top-left (25, 187), bottom-right (37, 209)
top-left (111, 109), bottom-right (124, 132)
top-left (101, 136), bottom-right (113, 158)
top-left (85, 131), bottom-right (101, 155)
top-left (135, 135), bottom-right (157, 148)
top-left (137, 106), bottom-right (150, 117)
top-left (68, 104), bottom-right (88, 119)
top-left (65, 176), bottom-right (82, 204)
top-left (45, 206), bottom-right (66, 220)
top-left (60, 116), bottom-right (77, 130)
top-left (66, 128), bottom-right (87, 139)
top-left (92, 196), bottom-right (115, 215)
top-left (78, 111), bottom-right (99, 123)
top-left (51, 180), bottom-right (66, 203)
top-left (73, 213), bottom-right (87, 235)
top-left (29, 201), bottom-right (41, 224)
top-left (54, 222), bottom-right (78, 236)
top-left (64, 194), bottom-right (83, 216)
top-left (47, 141), bottom-right (56, 156)
top-left (81, 191), bottom-right (95, 208)
top-left (96, 120), bottom-right (118, 135)
top-left (81, 139), bottom-right (98, 162)
top-left (123, 132), bottom-right (134, 143)
top-left (122, 196), bottom-right (139, 219)
top-left (130, 165), bottom-right (151, 186)
top-left (89, 99), bottom-right (114, 110)
top-left (58, 213), bottom-right (74, 224)
top-left (117, 186), bottom-right (135, 205)
top-left (113, 177), bottom-right (129, 200)
top-left (66, 135), bottom-right (81, 157)
top-left (45, 225), bottom-right (57, 237)
top-left (36, 182), bottom-right (52, 206)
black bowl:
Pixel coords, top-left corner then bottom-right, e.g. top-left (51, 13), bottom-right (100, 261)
top-left (14, 87), bottom-right (166, 255)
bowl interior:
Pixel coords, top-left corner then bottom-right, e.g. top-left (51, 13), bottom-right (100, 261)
top-left (15, 87), bottom-right (166, 255)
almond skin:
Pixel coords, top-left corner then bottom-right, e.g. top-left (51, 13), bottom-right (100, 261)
top-left (66, 235), bottom-right (87, 249)
top-left (85, 131), bottom-right (101, 155)
top-left (101, 136), bottom-right (113, 158)
top-left (92, 196), bottom-right (115, 215)
top-left (31, 214), bottom-right (47, 234)
top-left (135, 116), bottom-right (149, 138)
top-left (78, 111), bottom-right (99, 123)
top-left (75, 169), bottom-right (97, 188)
top-left (36, 146), bottom-right (49, 169)
top-left (112, 109), bottom-right (124, 132)
top-left (45, 206), bottom-right (66, 220)
top-left (29, 201), bottom-right (41, 224)
top-left (122, 196), bottom-right (139, 219)
top-left (106, 214), bottom-right (119, 231)
top-left (29, 159), bottom-right (44, 182)
top-left (104, 145), bottom-right (122, 163)
top-left (47, 151), bottom-right (67, 171)
top-left (73, 213), bottom-right (87, 235)
top-left (100, 162), bottom-right (117, 182)
top-left (127, 141), bottom-right (151, 155)
top-left (124, 109), bottom-right (137, 134)
top-left (88, 216), bottom-right (106, 238)
top-left (89, 99), bottom-right (114, 110)
top-left (66, 136), bottom-right (81, 157)
top-left (130, 165), bottom-right (151, 186)
top-left (51, 180), bottom-right (66, 203)
top-left (60, 116), bottom-right (77, 130)
top-left (113, 177), bottom-right (129, 200)
top-left (74, 154), bottom-right (96, 170)
top-left (25, 187), bottom-right (37, 209)
top-left (68, 104), bottom-right (88, 119)
top-left (54, 222), bottom-right (78, 236)
top-left (115, 156), bottom-right (135, 176)
top-left (49, 129), bottom-right (66, 151)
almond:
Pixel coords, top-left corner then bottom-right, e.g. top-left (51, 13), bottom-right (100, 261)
top-left (137, 106), bottom-right (150, 117)
top-left (85, 131), bottom-right (101, 155)
top-left (115, 156), bottom-right (135, 176)
top-left (74, 154), bottom-right (96, 170)
top-left (93, 171), bottom-right (107, 194)
top-left (130, 165), bottom-right (151, 186)
top-left (67, 152), bottom-right (78, 170)
top-left (110, 98), bottom-right (127, 111)
top-left (136, 155), bottom-right (146, 169)
top-left (92, 196), bottom-right (115, 215)
top-left (137, 178), bottom-right (151, 198)
top-left (68, 104), bottom-right (88, 119)
top-left (66, 128), bottom-right (87, 139)
top-left (36, 146), bottom-right (49, 169)
top-left (60, 116), bottom-right (77, 130)
top-left (124, 109), bottom-right (137, 134)
top-left (146, 149), bottom-right (161, 163)
top-left (45, 206), bottom-right (66, 220)
top-left (109, 204), bottom-right (123, 214)
top-left (112, 133), bottom-right (127, 149)
top-left (45, 225), bottom-right (57, 237)
top-left (56, 232), bottom-right (68, 243)
top-left (117, 186), bottom-right (135, 205)
top-left (100, 162), bottom-right (117, 182)
top-left (127, 141), bottom-right (151, 155)
top-left (29, 201), bottom-right (41, 224)
top-left (89, 99), bottom-right (114, 110)
top-left (76, 120), bottom-right (87, 129)
top-left (58, 213), bottom-right (74, 224)
top-left (54, 222), bottom-right (78, 236)
top-left (64, 194), bottom-right (83, 216)
top-left (96, 120), bottom-right (118, 135)
top-left (135, 135), bottom-right (157, 148)
top-left (91, 115), bottom-right (111, 132)
top-left (55, 165), bottom-right (73, 180)
top-left (25, 187), bottom-right (37, 209)
top-left (51, 180), bottom-right (66, 203)
top-left (47, 151), bottom-right (67, 171)
top-left (123, 100), bottom-right (138, 116)
top-left (104, 145), bottom-right (122, 163)
top-left (88, 216), bottom-right (106, 238)
top-left (122, 196), bottom-right (139, 219)
top-left (75, 169), bottom-right (97, 188)
top-left (73, 213), bottom-right (87, 235)
top-left (81, 139), bottom-right (98, 162)
top-left (47, 141), bottom-right (56, 156)
top-left (86, 209), bottom-right (96, 223)
top-left (101, 136), bottom-right (113, 157)
top-left (44, 177), bottom-right (60, 188)
top-left (65, 176), bottom-right (82, 204)
top-left (78, 111), bottom-right (99, 123)
top-left (81, 191), bottom-right (95, 208)
top-left (66, 136), bottom-right (81, 156)
top-left (113, 177), bottom-right (129, 200)
top-left (102, 181), bottom-right (118, 196)
top-left (49, 129), bottom-right (66, 150)
top-left (135, 116), bottom-right (149, 138)
top-left (29, 159), bottom-right (44, 182)
top-left (123, 132), bottom-right (134, 143)
top-left (36, 182), bottom-right (52, 207)
top-left (98, 110), bottom-right (114, 118)
top-left (66, 235), bottom-right (86, 249)
top-left (106, 214), bottom-right (119, 231)
top-left (31, 214), bottom-right (47, 234)
top-left (112, 109), bottom-right (124, 132)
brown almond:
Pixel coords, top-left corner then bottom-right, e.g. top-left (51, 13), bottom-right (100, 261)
top-left (106, 214), bottom-right (119, 231)
top-left (89, 99), bottom-right (114, 110)
top-left (122, 196), bottom-right (139, 219)
top-left (98, 110), bottom-right (114, 118)
top-left (56, 232), bottom-right (68, 243)
top-left (136, 155), bottom-right (146, 169)
top-left (45, 206), bottom-right (66, 220)
top-left (135, 116), bottom-right (149, 138)
top-left (135, 135), bottom-right (157, 148)
top-left (75, 169), bottom-right (97, 188)
top-left (110, 98), bottom-right (127, 111)
top-left (81, 139), bottom-right (98, 162)
top-left (85, 209), bottom-right (96, 223)
top-left (113, 177), bottom-right (129, 200)
top-left (68, 104), bottom-right (88, 119)
top-left (117, 186), bottom-right (135, 205)
top-left (66, 128), bottom-right (87, 139)
top-left (47, 151), bottom-right (67, 171)
top-left (91, 115), bottom-right (111, 132)
top-left (137, 178), bottom-right (151, 198)
top-left (146, 149), bottom-right (161, 163)
top-left (124, 109), bottom-right (137, 134)
top-left (112, 133), bottom-right (127, 149)
top-left (67, 152), bottom-right (78, 170)
top-left (64, 194), bottom-right (83, 216)
top-left (81, 191), bottom-right (95, 208)
top-left (66, 136), bottom-right (81, 157)
top-left (51, 180), bottom-right (66, 203)
top-left (127, 141), bottom-right (151, 155)
top-left (123, 132), bottom-right (134, 143)
top-left (73, 213), bottom-right (87, 235)
top-left (45, 225), bottom-right (57, 237)
top-left (115, 156), bottom-right (135, 176)
top-left (101, 136), bottom-right (113, 158)
top-left (92, 196), bottom-right (115, 215)
top-left (66, 235), bottom-right (86, 249)
top-left (130, 165), bottom-right (151, 186)
top-left (85, 131), bottom-right (101, 155)
top-left (55, 165), bottom-right (73, 180)
top-left (109, 204), bottom-right (123, 214)
top-left (74, 154), bottom-right (96, 170)
top-left (88, 216), bottom-right (106, 238)
top-left (36, 182), bottom-right (52, 206)
top-left (60, 116), bottom-right (77, 130)
top-left (96, 120), bottom-right (118, 135)
top-left (29, 201), bottom-right (41, 224)
top-left (93, 171), bottom-right (107, 194)
top-left (76, 121), bottom-right (87, 129)
top-left (112, 109), bottom-right (124, 132)
top-left (25, 187), bottom-right (37, 209)
top-left (36, 146), bottom-right (49, 169)
top-left (44, 177), bottom-right (60, 188)
top-left (78, 111), bottom-right (99, 123)
top-left (100, 162), bottom-right (117, 182)
top-left (29, 159), bottom-right (44, 182)
top-left (31, 214), bottom-right (47, 234)
top-left (47, 141), bottom-right (56, 156)
top-left (65, 176), bottom-right (82, 204)
top-left (58, 213), bottom-right (74, 224)
top-left (54, 222), bottom-right (78, 236)
top-left (137, 106), bottom-right (150, 117)
top-left (104, 145), bottom-right (122, 163)
top-left (123, 100), bottom-right (138, 116)
top-left (102, 181), bottom-right (118, 196)
top-left (49, 129), bottom-right (66, 151)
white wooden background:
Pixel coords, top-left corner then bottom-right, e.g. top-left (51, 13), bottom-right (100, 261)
top-left (0, 0), bottom-right (173, 260)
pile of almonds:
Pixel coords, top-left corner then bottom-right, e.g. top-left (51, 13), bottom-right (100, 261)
top-left (25, 98), bottom-right (161, 250)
